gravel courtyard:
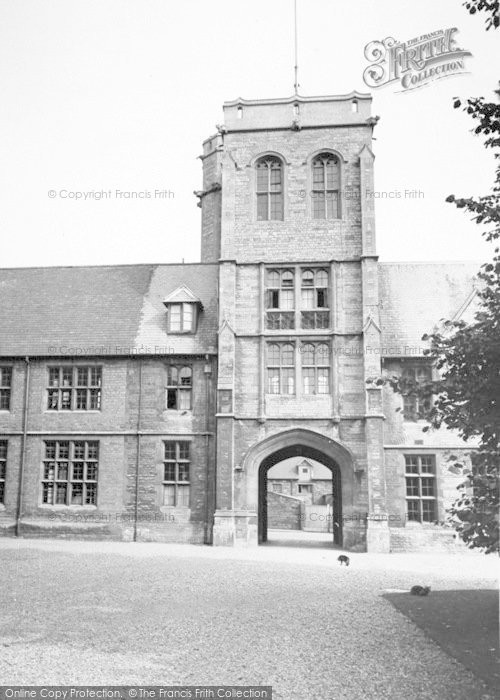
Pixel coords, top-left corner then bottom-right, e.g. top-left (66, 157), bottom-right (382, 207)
top-left (0, 538), bottom-right (497, 700)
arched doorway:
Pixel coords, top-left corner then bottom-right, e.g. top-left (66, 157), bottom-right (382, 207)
top-left (258, 445), bottom-right (342, 546)
top-left (239, 429), bottom-right (358, 549)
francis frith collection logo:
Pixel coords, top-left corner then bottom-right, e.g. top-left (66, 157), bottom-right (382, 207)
top-left (363, 27), bottom-right (472, 92)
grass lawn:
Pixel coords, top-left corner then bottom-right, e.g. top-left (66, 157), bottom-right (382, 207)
top-left (384, 589), bottom-right (499, 692)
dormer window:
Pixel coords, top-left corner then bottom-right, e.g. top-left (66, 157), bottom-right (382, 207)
top-left (163, 285), bottom-right (202, 334)
top-left (297, 460), bottom-right (312, 482)
top-left (169, 303), bottom-right (195, 332)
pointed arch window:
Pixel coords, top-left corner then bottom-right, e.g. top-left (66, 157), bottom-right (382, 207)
top-left (312, 153), bottom-right (340, 219)
top-left (256, 156), bottom-right (284, 221)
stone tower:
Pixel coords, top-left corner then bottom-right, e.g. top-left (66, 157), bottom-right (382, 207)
top-left (199, 93), bottom-right (390, 551)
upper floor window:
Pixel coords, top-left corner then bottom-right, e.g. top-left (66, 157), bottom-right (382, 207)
top-left (301, 343), bottom-right (330, 394)
top-left (405, 454), bottom-right (436, 522)
top-left (168, 303), bottom-right (196, 333)
top-left (0, 440), bottom-right (7, 504)
top-left (256, 156), bottom-right (284, 221)
top-left (0, 367), bottom-right (12, 410)
top-left (42, 440), bottom-right (99, 506)
top-left (47, 366), bottom-right (102, 411)
top-left (402, 364), bottom-right (432, 421)
top-left (163, 441), bottom-right (190, 507)
top-left (301, 268), bottom-right (329, 329)
top-left (265, 269), bottom-right (295, 330)
top-left (267, 343), bottom-right (295, 395)
top-left (312, 153), bottom-right (340, 219)
top-left (166, 365), bottom-right (192, 410)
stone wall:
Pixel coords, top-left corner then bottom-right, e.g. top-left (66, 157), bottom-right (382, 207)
top-left (267, 491), bottom-right (302, 530)
top-left (0, 356), bottom-right (216, 543)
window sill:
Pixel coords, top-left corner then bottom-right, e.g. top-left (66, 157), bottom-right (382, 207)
top-left (38, 504), bottom-right (98, 510)
top-left (44, 410), bottom-right (102, 414)
top-left (266, 393), bottom-right (331, 398)
top-left (264, 329), bottom-right (331, 334)
top-left (253, 220), bottom-right (287, 225)
top-left (159, 505), bottom-right (191, 513)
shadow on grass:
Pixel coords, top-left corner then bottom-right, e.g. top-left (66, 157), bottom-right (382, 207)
top-left (384, 589), bottom-right (499, 691)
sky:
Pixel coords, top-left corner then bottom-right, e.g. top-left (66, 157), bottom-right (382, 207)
top-left (1, 0), bottom-right (498, 268)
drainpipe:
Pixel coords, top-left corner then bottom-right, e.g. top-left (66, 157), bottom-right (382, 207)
top-left (203, 355), bottom-right (212, 544)
top-left (133, 358), bottom-right (143, 542)
top-left (16, 357), bottom-right (30, 537)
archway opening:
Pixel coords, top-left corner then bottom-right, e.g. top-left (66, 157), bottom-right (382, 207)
top-left (258, 444), bottom-right (342, 548)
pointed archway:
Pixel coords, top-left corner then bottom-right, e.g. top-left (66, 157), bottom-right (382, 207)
top-left (239, 429), bottom-right (362, 550)
top-left (258, 445), bottom-right (342, 545)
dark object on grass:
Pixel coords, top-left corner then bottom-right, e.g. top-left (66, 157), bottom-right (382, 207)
top-left (410, 585), bottom-right (431, 596)
top-left (337, 555), bottom-right (350, 566)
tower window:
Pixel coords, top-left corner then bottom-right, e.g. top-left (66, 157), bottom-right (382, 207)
top-left (267, 343), bottom-right (295, 395)
top-left (265, 269), bottom-right (295, 330)
top-left (301, 268), bottom-right (329, 329)
top-left (256, 156), bottom-right (284, 221)
top-left (312, 153), bottom-right (340, 219)
top-left (301, 343), bottom-right (330, 394)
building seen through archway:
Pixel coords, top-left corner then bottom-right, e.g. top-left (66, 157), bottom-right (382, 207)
top-left (265, 456), bottom-right (338, 548)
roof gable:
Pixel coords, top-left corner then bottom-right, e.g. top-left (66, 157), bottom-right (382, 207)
top-left (163, 284), bottom-right (202, 306)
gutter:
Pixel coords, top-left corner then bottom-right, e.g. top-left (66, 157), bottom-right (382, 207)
top-left (203, 356), bottom-right (212, 544)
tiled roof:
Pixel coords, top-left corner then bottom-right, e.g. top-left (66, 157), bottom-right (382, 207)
top-left (379, 262), bottom-right (479, 356)
top-left (267, 457), bottom-right (332, 480)
top-left (0, 264), bottom-right (218, 357)
top-left (0, 260), bottom-right (479, 359)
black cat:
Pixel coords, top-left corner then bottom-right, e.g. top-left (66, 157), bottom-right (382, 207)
top-left (337, 555), bottom-right (350, 566)
top-left (410, 585), bottom-right (431, 596)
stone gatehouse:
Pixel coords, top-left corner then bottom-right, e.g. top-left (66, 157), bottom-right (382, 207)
top-left (0, 92), bottom-right (478, 551)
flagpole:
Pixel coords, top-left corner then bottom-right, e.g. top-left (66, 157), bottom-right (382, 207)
top-left (293, 0), bottom-right (299, 94)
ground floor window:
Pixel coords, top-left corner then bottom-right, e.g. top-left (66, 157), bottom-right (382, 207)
top-left (163, 441), bottom-right (190, 506)
top-left (405, 454), bottom-right (436, 522)
top-left (42, 440), bottom-right (99, 505)
top-left (0, 440), bottom-right (7, 503)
